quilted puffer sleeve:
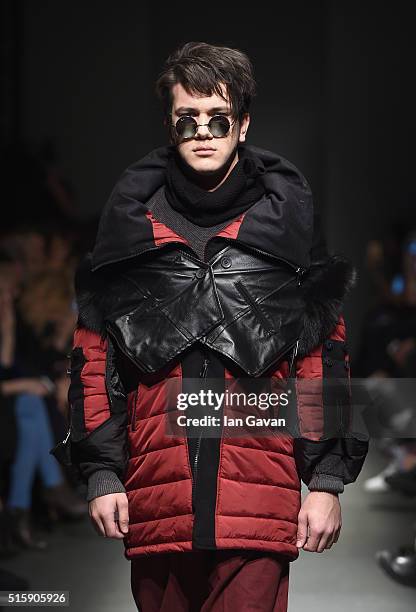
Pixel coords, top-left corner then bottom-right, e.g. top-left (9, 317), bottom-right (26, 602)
top-left (293, 314), bottom-right (369, 493)
top-left (50, 325), bottom-right (129, 488)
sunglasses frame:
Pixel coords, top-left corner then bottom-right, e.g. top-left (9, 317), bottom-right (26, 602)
top-left (171, 114), bottom-right (236, 139)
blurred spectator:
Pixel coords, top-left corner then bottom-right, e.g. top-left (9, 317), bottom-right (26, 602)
top-left (0, 251), bottom-right (20, 558)
top-left (354, 230), bottom-right (416, 492)
top-left (0, 238), bottom-right (87, 555)
top-left (0, 139), bottom-right (96, 589)
top-left (354, 228), bottom-right (416, 587)
top-left (0, 226), bottom-right (46, 284)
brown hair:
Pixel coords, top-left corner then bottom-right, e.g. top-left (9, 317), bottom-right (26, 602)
top-left (155, 41), bottom-right (257, 124)
top-left (17, 270), bottom-right (74, 336)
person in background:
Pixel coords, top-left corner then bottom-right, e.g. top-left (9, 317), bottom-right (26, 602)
top-left (359, 230), bottom-right (416, 588)
top-left (355, 231), bottom-right (416, 493)
top-left (0, 250), bottom-right (87, 552)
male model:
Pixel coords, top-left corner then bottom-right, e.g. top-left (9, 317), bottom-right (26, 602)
top-left (52, 42), bottom-right (368, 611)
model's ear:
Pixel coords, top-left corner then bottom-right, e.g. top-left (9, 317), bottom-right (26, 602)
top-left (238, 113), bottom-right (250, 143)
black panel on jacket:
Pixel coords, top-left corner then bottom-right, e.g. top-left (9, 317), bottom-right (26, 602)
top-left (180, 343), bottom-right (225, 550)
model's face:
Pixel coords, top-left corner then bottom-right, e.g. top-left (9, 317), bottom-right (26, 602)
top-left (169, 82), bottom-right (250, 176)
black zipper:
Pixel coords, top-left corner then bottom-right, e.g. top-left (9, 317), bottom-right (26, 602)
top-left (288, 339), bottom-right (299, 377)
top-left (55, 424), bottom-right (71, 449)
top-left (131, 387), bottom-right (139, 430)
top-left (191, 354), bottom-right (210, 512)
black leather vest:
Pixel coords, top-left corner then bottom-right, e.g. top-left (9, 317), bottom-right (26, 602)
top-left (104, 240), bottom-right (306, 377)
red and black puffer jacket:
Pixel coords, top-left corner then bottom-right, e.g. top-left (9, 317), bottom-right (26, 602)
top-left (52, 144), bottom-right (368, 562)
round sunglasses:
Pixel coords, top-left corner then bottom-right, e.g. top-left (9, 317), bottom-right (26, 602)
top-left (172, 114), bottom-right (236, 139)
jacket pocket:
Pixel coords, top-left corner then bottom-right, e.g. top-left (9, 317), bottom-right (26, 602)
top-left (234, 279), bottom-right (277, 336)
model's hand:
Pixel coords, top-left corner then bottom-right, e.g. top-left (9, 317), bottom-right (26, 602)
top-left (89, 492), bottom-right (129, 539)
top-left (296, 491), bottom-right (342, 553)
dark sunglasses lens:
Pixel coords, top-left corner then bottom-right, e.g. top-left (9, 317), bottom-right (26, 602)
top-left (209, 116), bottom-right (231, 137)
top-left (175, 116), bottom-right (197, 138)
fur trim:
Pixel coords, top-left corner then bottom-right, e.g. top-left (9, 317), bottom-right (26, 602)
top-left (297, 255), bottom-right (357, 357)
top-left (74, 253), bottom-right (118, 339)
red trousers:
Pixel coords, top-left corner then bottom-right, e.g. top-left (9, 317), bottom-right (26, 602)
top-left (130, 550), bottom-right (290, 611)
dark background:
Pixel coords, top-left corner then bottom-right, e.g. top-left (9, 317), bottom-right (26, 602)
top-left (1, 0), bottom-right (414, 355)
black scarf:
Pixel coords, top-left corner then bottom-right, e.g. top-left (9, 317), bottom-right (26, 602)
top-left (164, 144), bottom-right (266, 227)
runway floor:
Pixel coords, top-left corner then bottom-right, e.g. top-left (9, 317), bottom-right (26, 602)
top-left (1, 444), bottom-right (415, 611)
